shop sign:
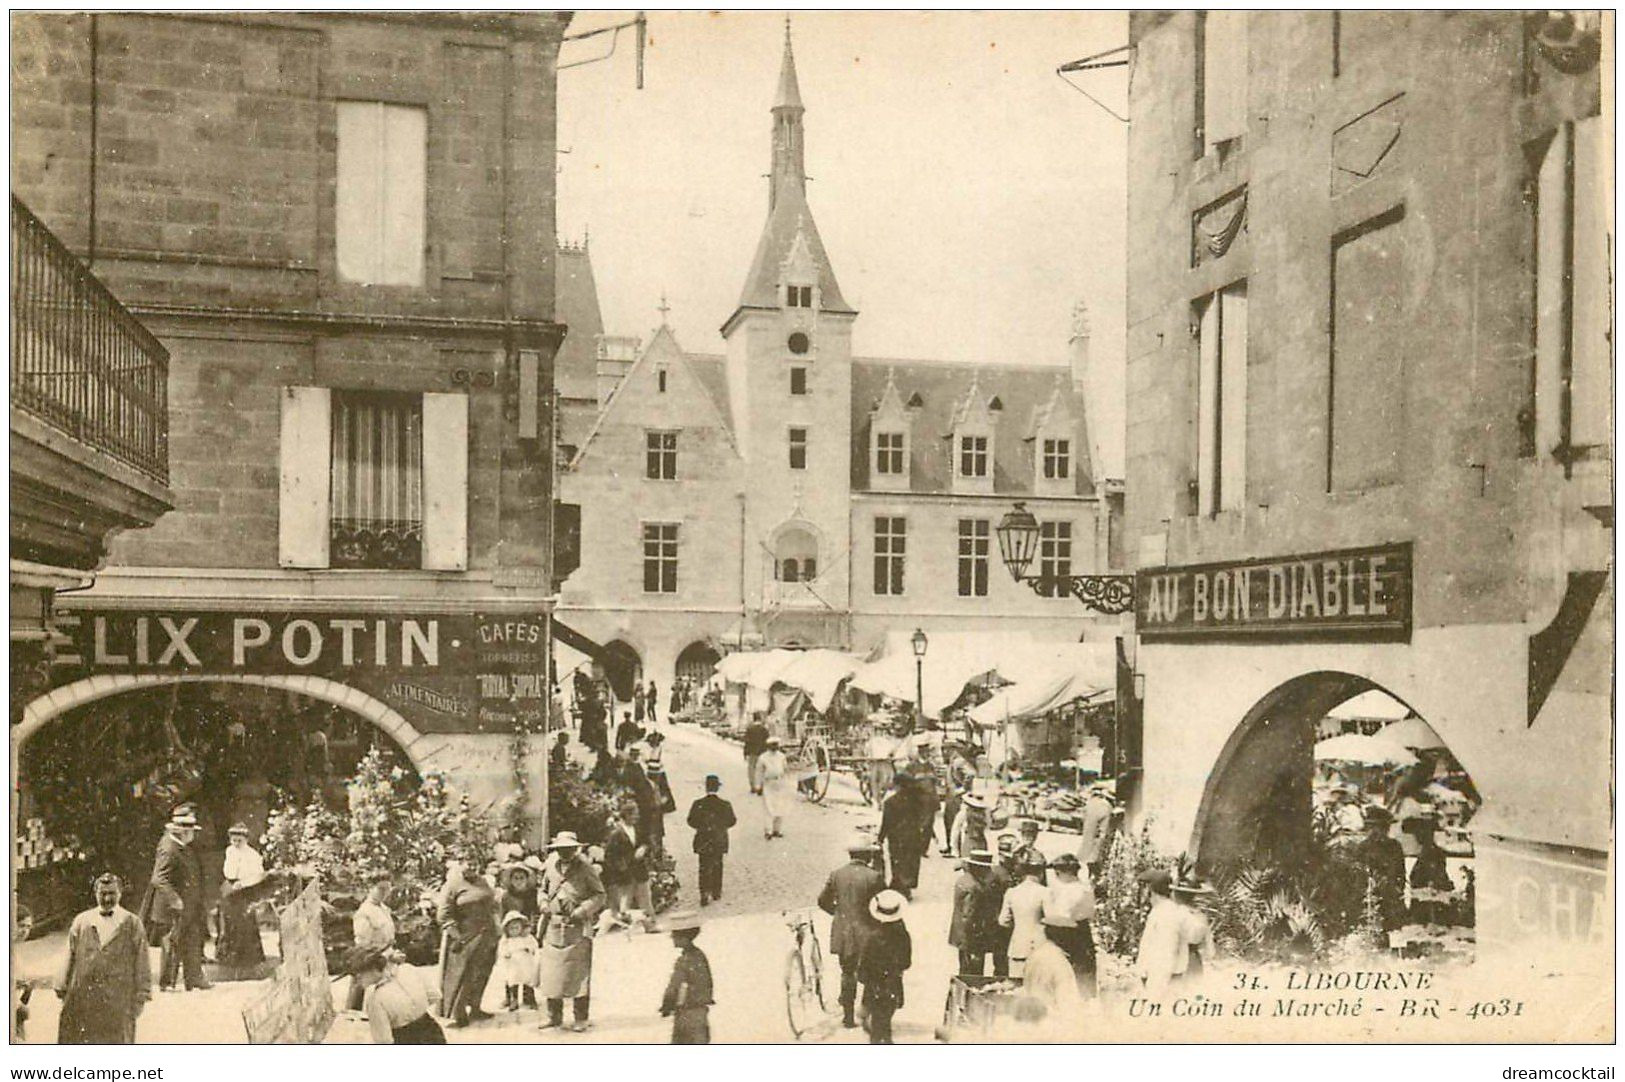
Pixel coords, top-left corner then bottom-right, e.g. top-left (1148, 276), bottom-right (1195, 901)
top-left (1135, 543), bottom-right (1411, 642)
top-left (1478, 845), bottom-right (1609, 947)
top-left (55, 608), bottom-right (552, 734)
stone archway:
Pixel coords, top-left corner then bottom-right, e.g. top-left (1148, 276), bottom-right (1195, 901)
top-left (1190, 671), bottom-right (1415, 870)
top-left (602, 641), bottom-right (642, 702)
top-left (675, 640), bottom-right (721, 686)
top-left (13, 673), bottom-right (436, 775)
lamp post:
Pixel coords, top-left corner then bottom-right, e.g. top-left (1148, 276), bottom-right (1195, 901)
top-left (910, 627), bottom-right (928, 729)
top-left (995, 501), bottom-right (1135, 615)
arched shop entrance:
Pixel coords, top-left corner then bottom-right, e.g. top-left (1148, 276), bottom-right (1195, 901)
top-left (14, 677), bottom-right (426, 935)
top-left (602, 640), bottom-right (643, 702)
top-left (675, 640), bottom-right (721, 686)
top-left (1192, 672), bottom-right (1481, 958)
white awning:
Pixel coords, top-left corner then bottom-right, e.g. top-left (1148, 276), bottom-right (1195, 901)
top-left (1325, 688), bottom-right (1412, 721)
top-left (967, 644), bottom-right (1117, 728)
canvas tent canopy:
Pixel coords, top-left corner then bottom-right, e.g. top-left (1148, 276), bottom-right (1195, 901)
top-left (966, 643), bottom-right (1116, 728)
top-left (714, 647), bottom-right (866, 714)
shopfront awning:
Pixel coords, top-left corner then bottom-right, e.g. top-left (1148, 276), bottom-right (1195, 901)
top-left (849, 630), bottom-right (1055, 719)
top-left (550, 618), bottom-right (637, 689)
top-left (777, 649), bottom-right (866, 713)
top-left (966, 644), bottom-right (1117, 728)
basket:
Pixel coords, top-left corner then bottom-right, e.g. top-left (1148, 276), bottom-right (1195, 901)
top-left (943, 974), bottom-right (1026, 1034)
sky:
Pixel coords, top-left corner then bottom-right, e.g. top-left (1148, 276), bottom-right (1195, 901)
top-left (555, 10), bottom-right (1130, 474)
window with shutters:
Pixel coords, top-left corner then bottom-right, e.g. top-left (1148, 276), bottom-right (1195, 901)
top-left (873, 516), bottom-right (906, 596)
top-left (1037, 520), bottom-right (1072, 598)
top-left (788, 427), bottom-right (808, 470)
top-left (957, 519), bottom-right (990, 597)
top-left (646, 430), bottom-right (678, 480)
top-left (335, 102), bottom-right (427, 287)
top-left (1194, 281), bottom-right (1249, 515)
top-left (1042, 438), bottom-right (1071, 480)
top-left (330, 391), bottom-right (423, 569)
top-left (642, 523), bottom-right (679, 594)
top-left (280, 387), bottom-right (467, 572)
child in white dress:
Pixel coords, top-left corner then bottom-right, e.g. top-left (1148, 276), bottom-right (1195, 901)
top-left (495, 911), bottom-right (540, 1010)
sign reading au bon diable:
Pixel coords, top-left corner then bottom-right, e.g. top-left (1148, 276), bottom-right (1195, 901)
top-left (1135, 543), bottom-right (1412, 642)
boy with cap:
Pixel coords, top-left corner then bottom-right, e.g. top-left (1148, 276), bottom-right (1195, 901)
top-left (660, 912), bottom-right (713, 1043)
top-left (686, 775), bottom-right (737, 906)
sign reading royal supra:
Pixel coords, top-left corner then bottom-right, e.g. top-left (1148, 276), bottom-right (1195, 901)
top-left (57, 610), bottom-right (552, 734)
top-left (1135, 543), bottom-right (1412, 642)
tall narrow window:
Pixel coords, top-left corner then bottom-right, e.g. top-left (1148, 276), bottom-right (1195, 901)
top-left (959, 435), bottom-right (989, 478)
top-left (876, 432), bottom-right (905, 475)
top-left (790, 365), bottom-right (808, 395)
top-left (642, 523), bottom-right (679, 593)
top-left (336, 102), bottom-right (427, 286)
top-left (657, 367), bottom-right (668, 393)
top-left (787, 285), bottom-right (813, 308)
top-left (1533, 117), bottom-right (1609, 470)
top-left (645, 430), bottom-right (678, 480)
top-left (1195, 281), bottom-right (1249, 514)
top-left (1037, 520), bottom-right (1072, 598)
top-left (788, 427), bottom-right (808, 470)
top-left (1329, 211), bottom-right (1404, 492)
top-left (330, 391), bottom-right (423, 569)
top-left (1199, 11), bottom-right (1248, 156)
top-left (873, 516), bottom-right (906, 596)
top-left (1042, 438), bottom-right (1071, 480)
top-left (957, 519), bottom-right (990, 597)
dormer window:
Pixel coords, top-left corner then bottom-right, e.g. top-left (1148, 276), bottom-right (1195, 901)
top-left (787, 285), bottom-right (814, 308)
top-left (959, 435), bottom-right (989, 479)
top-left (876, 432), bottom-right (905, 475)
top-left (1042, 438), bottom-right (1070, 480)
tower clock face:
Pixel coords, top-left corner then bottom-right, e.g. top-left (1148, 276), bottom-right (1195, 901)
top-left (788, 332), bottom-right (811, 355)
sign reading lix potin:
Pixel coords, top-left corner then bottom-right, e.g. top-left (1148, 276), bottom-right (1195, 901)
top-left (56, 609), bottom-right (551, 734)
top-left (1135, 543), bottom-right (1412, 642)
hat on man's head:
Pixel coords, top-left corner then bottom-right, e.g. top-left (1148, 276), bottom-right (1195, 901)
top-left (961, 793), bottom-right (986, 809)
top-left (666, 910), bottom-right (702, 934)
top-left (169, 806), bottom-right (199, 828)
top-left (547, 831), bottom-right (583, 850)
top-left (869, 889), bottom-right (908, 924)
top-left (704, 774), bottom-right (722, 791)
top-left (765, 736), bottom-right (782, 748)
top-left (962, 849), bottom-right (995, 868)
top-left (1017, 818), bottom-right (1041, 834)
top-left (846, 837), bottom-right (880, 855)
top-left (1363, 804), bottom-right (1394, 825)
top-left (995, 834), bottom-right (1019, 853)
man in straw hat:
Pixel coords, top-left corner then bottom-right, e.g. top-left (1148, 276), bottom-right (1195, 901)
top-left (55, 872), bottom-right (151, 1043)
top-left (1077, 781), bottom-right (1116, 880)
top-left (949, 849), bottom-right (1005, 978)
top-left (857, 889), bottom-right (911, 1044)
top-left (536, 831), bottom-right (605, 1032)
top-left (817, 837), bottom-right (885, 1028)
top-left (139, 804), bottom-right (210, 991)
top-left (659, 911), bottom-right (713, 1043)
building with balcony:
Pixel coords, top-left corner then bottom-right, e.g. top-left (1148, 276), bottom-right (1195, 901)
top-left (557, 29), bottom-right (1122, 693)
top-left (1121, 11), bottom-right (1610, 958)
top-left (10, 12), bottom-right (578, 839)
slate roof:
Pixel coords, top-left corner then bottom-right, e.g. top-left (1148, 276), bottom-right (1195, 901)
top-left (555, 244), bottom-right (603, 403)
top-left (685, 353), bottom-right (734, 438)
top-left (850, 359), bottom-right (1095, 497)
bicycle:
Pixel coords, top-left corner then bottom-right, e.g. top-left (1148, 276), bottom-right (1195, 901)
top-left (782, 908), bottom-right (828, 1038)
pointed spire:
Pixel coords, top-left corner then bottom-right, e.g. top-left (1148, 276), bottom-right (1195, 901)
top-left (775, 17), bottom-right (804, 112)
top-left (657, 291), bottom-right (671, 326)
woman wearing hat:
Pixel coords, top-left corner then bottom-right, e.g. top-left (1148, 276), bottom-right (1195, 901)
top-left (436, 859), bottom-right (499, 1027)
top-left (857, 890), bottom-right (911, 1044)
top-left (536, 832), bottom-right (606, 1032)
top-left (1134, 869), bottom-right (1211, 996)
top-left (217, 822), bottom-right (267, 971)
top-left (345, 946), bottom-right (446, 1044)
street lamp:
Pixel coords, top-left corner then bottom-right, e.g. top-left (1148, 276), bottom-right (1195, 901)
top-left (995, 501), bottom-right (1136, 615)
top-left (910, 627), bottom-right (928, 728)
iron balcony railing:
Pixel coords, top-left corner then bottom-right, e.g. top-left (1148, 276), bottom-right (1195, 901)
top-left (11, 195), bottom-right (169, 483)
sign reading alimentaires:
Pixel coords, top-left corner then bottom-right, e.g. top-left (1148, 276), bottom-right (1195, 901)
top-left (53, 609), bottom-right (552, 734)
top-left (1135, 543), bottom-right (1412, 642)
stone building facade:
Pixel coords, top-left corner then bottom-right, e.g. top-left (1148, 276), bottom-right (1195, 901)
top-left (11, 12), bottom-right (575, 829)
top-left (557, 31), bottom-right (1122, 691)
top-left (1121, 11), bottom-right (1610, 955)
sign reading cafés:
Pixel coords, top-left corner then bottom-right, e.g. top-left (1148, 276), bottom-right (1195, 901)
top-left (1136, 543), bottom-right (1411, 642)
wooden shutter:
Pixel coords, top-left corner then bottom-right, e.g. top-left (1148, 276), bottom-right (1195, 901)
top-left (1196, 295), bottom-right (1221, 515)
top-left (279, 386), bottom-right (331, 568)
top-left (336, 102), bottom-right (426, 286)
top-left (421, 392), bottom-right (469, 570)
top-left (1218, 283), bottom-right (1248, 511)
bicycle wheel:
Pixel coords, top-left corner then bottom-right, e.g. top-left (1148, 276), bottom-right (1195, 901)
top-left (805, 739), bottom-right (833, 804)
top-left (806, 931), bottom-right (828, 1012)
top-left (784, 948), bottom-right (818, 1038)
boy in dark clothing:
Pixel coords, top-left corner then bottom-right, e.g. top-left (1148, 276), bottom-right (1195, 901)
top-left (660, 913), bottom-right (713, 1043)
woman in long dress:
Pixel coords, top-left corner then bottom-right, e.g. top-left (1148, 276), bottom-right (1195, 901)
top-left (754, 736), bottom-right (793, 839)
top-left (436, 860), bottom-right (499, 1027)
